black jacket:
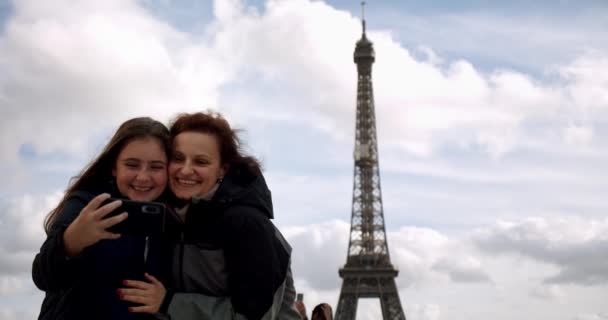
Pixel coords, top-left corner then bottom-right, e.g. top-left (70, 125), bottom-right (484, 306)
top-left (32, 187), bottom-right (163, 320)
top-left (161, 166), bottom-right (301, 320)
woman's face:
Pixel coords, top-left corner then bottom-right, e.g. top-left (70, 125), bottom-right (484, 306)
top-left (169, 131), bottom-right (226, 200)
top-left (112, 137), bottom-right (168, 201)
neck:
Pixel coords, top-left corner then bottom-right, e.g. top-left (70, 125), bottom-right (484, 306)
top-left (194, 182), bottom-right (221, 202)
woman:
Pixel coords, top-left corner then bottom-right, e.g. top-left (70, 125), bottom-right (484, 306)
top-left (311, 303), bottom-right (333, 320)
top-left (32, 117), bottom-right (170, 320)
top-left (120, 112), bottom-right (302, 320)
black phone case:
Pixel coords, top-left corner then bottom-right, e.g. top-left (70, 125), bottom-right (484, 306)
top-left (102, 198), bottom-right (166, 236)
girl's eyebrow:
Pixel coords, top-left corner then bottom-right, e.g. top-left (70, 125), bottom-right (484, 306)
top-left (122, 158), bottom-right (166, 164)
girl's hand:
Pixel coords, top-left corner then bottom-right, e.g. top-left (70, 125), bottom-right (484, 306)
top-left (119, 273), bottom-right (166, 314)
top-left (63, 193), bottom-right (127, 256)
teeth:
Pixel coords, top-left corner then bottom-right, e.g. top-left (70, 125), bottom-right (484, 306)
top-left (132, 186), bottom-right (152, 192)
top-left (177, 178), bottom-right (199, 186)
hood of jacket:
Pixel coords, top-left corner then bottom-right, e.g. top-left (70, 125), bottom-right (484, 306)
top-left (194, 164), bottom-right (274, 219)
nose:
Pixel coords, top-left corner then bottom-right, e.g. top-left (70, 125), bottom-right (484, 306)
top-left (135, 167), bottom-right (152, 182)
top-left (179, 160), bottom-right (194, 175)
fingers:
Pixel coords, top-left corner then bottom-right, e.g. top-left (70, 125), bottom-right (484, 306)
top-left (100, 231), bottom-right (121, 240)
top-left (99, 211), bottom-right (128, 229)
top-left (127, 305), bottom-right (156, 313)
top-left (94, 199), bottom-right (123, 220)
top-left (119, 278), bottom-right (164, 314)
top-left (121, 294), bottom-right (147, 305)
top-left (119, 288), bottom-right (151, 297)
top-left (123, 280), bottom-right (153, 290)
top-left (82, 193), bottom-right (111, 214)
top-left (144, 273), bottom-right (161, 285)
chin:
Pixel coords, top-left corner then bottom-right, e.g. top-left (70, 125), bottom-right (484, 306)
top-left (175, 192), bottom-right (194, 201)
top-left (130, 194), bottom-right (156, 202)
top-left (128, 190), bottom-right (162, 202)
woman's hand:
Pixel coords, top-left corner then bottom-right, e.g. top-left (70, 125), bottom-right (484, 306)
top-left (295, 300), bottom-right (308, 320)
top-left (62, 193), bottom-right (127, 256)
top-left (119, 273), bottom-right (166, 314)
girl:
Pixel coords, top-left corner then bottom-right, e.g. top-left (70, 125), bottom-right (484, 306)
top-left (32, 117), bottom-right (170, 320)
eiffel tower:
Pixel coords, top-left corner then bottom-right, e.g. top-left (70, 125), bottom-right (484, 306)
top-left (334, 3), bottom-right (406, 320)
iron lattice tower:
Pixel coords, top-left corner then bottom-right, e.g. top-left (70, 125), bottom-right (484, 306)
top-left (334, 6), bottom-right (406, 320)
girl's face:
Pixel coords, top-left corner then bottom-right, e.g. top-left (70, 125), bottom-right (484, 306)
top-left (169, 131), bottom-right (226, 200)
top-left (112, 137), bottom-right (168, 201)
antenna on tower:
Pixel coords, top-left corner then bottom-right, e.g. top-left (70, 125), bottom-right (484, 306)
top-left (361, 1), bottom-right (366, 35)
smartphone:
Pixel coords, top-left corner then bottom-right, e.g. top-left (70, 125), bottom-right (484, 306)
top-left (296, 293), bottom-right (303, 302)
top-left (103, 198), bottom-right (166, 236)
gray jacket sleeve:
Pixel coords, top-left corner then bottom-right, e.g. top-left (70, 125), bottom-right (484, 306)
top-left (163, 294), bottom-right (238, 320)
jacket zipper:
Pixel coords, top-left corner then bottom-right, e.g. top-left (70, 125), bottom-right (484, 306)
top-left (179, 231), bottom-right (185, 289)
top-left (143, 236), bottom-right (149, 265)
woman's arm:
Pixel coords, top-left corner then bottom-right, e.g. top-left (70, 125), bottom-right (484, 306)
top-left (222, 209), bottom-right (297, 320)
top-left (32, 193), bottom-right (126, 291)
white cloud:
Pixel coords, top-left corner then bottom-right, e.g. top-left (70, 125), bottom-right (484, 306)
top-left (560, 51), bottom-right (608, 113)
top-left (0, 250), bottom-right (35, 276)
top-left (0, 276), bottom-right (25, 296)
top-left (0, 297), bottom-right (39, 320)
top-left (472, 217), bottom-right (608, 285)
top-left (355, 299), bottom-right (382, 320)
top-left (267, 172), bottom-right (351, 226)
top-left (0, 192), bottom-right (62, 253)
top-left (574, 314), bottom-right (608, 320)
top-left (0, 0), bottom-right (230, 162)
top-left (284, 220), bottom-right (350, 290)
top-left (0, 189), bottom-right (62, 312)
top-left (0, 309), bottom-right (19, 320)
top-left (407, 303), bottom-right (441, 320)
top-left (389, 226), bottom-right (450, 286)
top-left (565, 125), bottom-right (593, 146)
top-left (530, 284), bottom-right (565, 301)
top-left (432, 256), bottom-right (490, 283)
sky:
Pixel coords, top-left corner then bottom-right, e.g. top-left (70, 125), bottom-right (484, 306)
top-left (0, 0), bottom-right (607, 319)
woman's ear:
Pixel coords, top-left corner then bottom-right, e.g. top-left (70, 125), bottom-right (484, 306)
top-left (220, 164), bottom-right (229, 179)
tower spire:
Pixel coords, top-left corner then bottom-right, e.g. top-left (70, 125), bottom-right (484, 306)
top-left (361, 1), bottom-right (366, 36)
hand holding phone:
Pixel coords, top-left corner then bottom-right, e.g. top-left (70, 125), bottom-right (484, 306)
top-left (63, 193), bottom-right (126, 256)
top-left (294, 293), bottom-right (306, 319)
top-left (103, 198), bottom-right (166, 236)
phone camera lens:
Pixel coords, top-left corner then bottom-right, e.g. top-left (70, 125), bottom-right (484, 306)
top-left (142, 205), bottom-right (160, 214)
